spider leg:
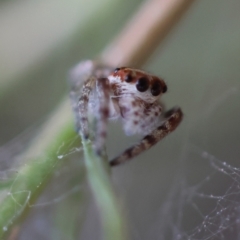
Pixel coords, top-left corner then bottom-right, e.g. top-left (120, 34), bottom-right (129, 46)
top-left (69, 61), bottom-right (96, 138)
top-left (77, 76), bottom-right (96, 139)
top-left (69, 61), bottom-right (113, 149)
top-left (94, 78), bottom-right (110, 155)
top-left (109, 107), bottom-right (183, 166)
top-left (69, 90), bottom-right (81, 133)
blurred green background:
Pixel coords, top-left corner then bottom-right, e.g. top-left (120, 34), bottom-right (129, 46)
top-left (0, 0), bottom-right (240, 239)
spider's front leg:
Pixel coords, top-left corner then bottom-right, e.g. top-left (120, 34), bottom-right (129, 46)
top-left (69, 60), bottom-right (113, 156)
top-left (110, 107), bottom-right (183, 166)
top-left (78, 76), bottom-right (96, 139)
top-left (77, 76), bottom-right (111, 155)
top-left (69, 60), bottom-right (96, 138)
top-left (94, 78), bottom-right (111, 155)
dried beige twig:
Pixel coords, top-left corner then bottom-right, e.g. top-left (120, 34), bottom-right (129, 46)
top-left (102, 0), bottom-right (195, 67)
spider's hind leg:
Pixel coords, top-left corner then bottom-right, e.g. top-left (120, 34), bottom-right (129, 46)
top-left (110, 107), bottom-right (183, 166)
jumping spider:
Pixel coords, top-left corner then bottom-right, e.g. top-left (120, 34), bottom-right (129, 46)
top-left (69, 60), bottom-right (183, 166)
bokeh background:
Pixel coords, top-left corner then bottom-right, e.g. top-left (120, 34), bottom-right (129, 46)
top-left (1, 0), bottom-right (240, 239)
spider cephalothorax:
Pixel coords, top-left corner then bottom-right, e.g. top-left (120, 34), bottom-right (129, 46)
top-left (69, 61), bottom-right (183, 166)
top-left (104, 67), bottom-right (169, 136)
top-left (109, 67), bottom-right (167, 101)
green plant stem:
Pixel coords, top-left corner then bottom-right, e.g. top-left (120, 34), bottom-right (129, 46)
top-left (0, 99), bottom-right (75, 238)
top-left (82, 139), bottom-right (127, 240)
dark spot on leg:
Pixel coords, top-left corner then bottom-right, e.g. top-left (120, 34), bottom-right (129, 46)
top-left (102, 108), bottom-right (109, 117)
top-left (80, 117), bottom-right (87, 122)
top-left (110, 148), bottom-right (133, 166)
top-left (80, 95), bottom-right (88, 102)
top-left (81, 132), bottom-right (89, 140)
top-left (143, 135), bottom-right (157, 145)
top-left (134, 111), bottom-right (139, 116)
top-left (133, 120), bottom-right (138, 125)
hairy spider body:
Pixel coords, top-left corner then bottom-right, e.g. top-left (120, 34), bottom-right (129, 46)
top-left (69, 61), bottom-right (183, 166)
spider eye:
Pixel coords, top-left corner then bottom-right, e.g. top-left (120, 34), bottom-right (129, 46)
top-left (151, 81), bottom-right (162, 96)
top-left (136, 77), bottom-right (149, 92)
top-left (162, 84), bottom-right (167, 93)
top-left (114, 67), bottom-right (121, 73)
top-left (125, 74), bottom-right (133, 82)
